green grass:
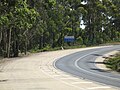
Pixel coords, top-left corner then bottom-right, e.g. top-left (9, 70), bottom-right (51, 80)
top-left (29, 45), bottom-right (86, 53)
top-left (100, 42), bottom-right (120, 45)
top-left (104, 52), bottom-right (120, 72)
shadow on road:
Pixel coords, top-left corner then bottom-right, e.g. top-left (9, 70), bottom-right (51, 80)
top-left (91, 54), bottom-right (103, 56)
top-left (90, 68), bottom-right (111, 73)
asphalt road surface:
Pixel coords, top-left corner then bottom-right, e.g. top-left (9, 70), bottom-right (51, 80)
top-left (55, 45), bottom-right (120, 88)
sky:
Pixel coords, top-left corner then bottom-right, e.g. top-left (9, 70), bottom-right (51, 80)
top-left (80, 20), bottom-right (85, 29)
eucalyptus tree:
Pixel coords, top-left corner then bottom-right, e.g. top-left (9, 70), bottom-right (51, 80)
top-left (0, 0), bottom-right (38, 57)
top-left (0, 0), bottom-right (120, 58)
top-left (55, 0), bottom-right (84, 46)
top-left (100, 0), bottom-right (120, 42)
top-left (81, 0), bottom-right (108, 45)
top-left (109, 0), bottom-right (120, 41)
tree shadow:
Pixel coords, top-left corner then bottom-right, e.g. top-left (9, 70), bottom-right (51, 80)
top-left (87, 61), bottom-right (104, 64)
top-left (90, 68), bottom-right (111, 73)
top-left (91, 54), bottom-right (103, 56)
top-left (102, 56), bottom-right (109, 59)
top-left (91, 53), bottom-right (112, 59)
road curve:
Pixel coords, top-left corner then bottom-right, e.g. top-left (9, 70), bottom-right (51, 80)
top-left (55, 45), bottom-right (120, 88)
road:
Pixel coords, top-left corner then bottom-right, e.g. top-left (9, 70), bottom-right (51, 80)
top-left (0, 45), bottom-right (119, 90)
top-left (55, 45), bottom-right (120, 88)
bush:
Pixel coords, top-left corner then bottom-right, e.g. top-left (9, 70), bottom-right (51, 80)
top-left (104, 52), bottom-right (120, 72)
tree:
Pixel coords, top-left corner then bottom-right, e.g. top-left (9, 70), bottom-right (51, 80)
top-left (0, 0), bottom-right (120, 58)
top-left (0, 0), bottom-right (38, 57)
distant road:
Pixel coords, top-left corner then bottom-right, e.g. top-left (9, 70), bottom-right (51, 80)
top-left (55, 45), bottom-right (120, 88)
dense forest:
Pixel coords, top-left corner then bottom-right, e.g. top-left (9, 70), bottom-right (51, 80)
top-left (0, 0), bottom-right (120, 57)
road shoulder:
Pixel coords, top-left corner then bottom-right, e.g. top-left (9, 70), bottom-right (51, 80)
top-left (0, 46), bottom-right (118, 90)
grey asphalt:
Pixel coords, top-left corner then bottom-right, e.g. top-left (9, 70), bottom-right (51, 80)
top-left (55, 45), bottom-right (120, 88)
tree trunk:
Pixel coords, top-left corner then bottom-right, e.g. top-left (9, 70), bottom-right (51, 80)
top-left (7, 28), bottom-right (11, 58)
top-left (3, 30), bottom-right (7, 57)
top-left (13, 41), bottom-right (19, 57)
top-left (24, 36), bottom-right (28, 55)
top-left (39, 35), bottom-right (43, 49)
top-left (0, 30), bottom-right (2, 43)
top-left (52, 32), bottom-right (55, 48)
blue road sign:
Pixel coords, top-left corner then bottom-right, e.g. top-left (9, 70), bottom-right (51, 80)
top-left (64, 36), bottom-right (75, 42)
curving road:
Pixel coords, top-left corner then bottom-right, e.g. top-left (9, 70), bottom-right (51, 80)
top-left (55, 45), bottom-right (120, 88)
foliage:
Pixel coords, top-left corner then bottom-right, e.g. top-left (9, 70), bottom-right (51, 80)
top-left (0, 0), bottom-right (120, 57)
top-left (104, 52), bottom-right (120, 72)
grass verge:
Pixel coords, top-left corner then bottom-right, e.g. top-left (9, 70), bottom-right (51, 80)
top-left (104, 52), bottom-right (120, 72)
top-left (29, 45), bottom-right (86, 53)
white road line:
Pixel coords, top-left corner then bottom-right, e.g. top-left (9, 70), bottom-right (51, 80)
top-left (42, 70), bottom-right (52, 72)
top-left (61, 78), bottom-right (79, 80)
top-left (41, 69), bottom-right (87, 90)
top-left (74, 49), bottom-right (120, 81)
top-left (55, 72), bottom-right (67, 74)
top-left (51, 46), bottom-right (115, 90)
top-left (52, 75), bottom-right (61, 77)
top-left (61, 75), bottom-right (71, 77)
top-left (42, 67), bottom-right (49, 69)
top-left (88, 86), bottom-right (111, 89)
top-left (72, 82), bottom-right (93, 84)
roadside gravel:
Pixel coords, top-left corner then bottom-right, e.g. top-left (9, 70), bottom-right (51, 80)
top-left (0, 46), bottom-right (118, 90)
